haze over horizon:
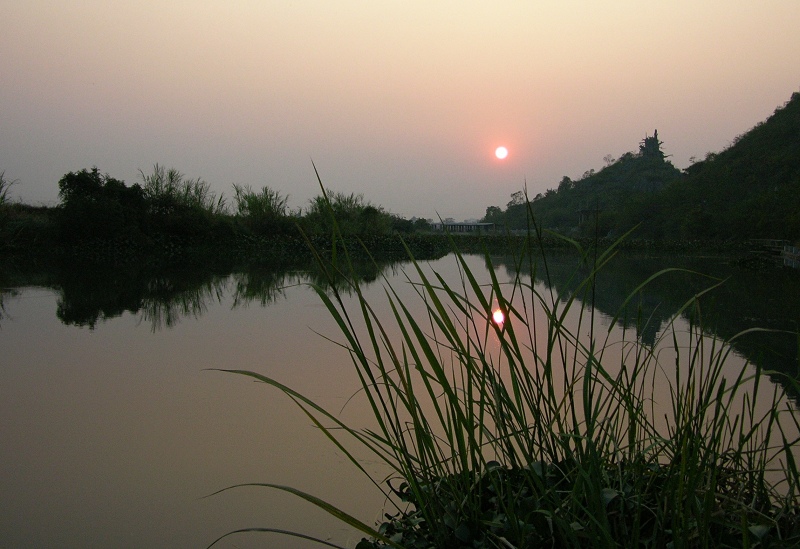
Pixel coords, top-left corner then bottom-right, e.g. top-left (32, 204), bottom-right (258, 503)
top-left (2, 1), bottom-right (799, 221)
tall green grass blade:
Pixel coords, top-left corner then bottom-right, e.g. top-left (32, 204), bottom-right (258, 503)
top-left (205, 483), bottom-right (402, 548)
top-left (207, 528), bottom-right (348, 549)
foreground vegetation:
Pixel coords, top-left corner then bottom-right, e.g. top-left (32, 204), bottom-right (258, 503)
top-left (210, 194), bottom-right (800, 548)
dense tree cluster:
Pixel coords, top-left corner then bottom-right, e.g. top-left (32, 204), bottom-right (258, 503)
top-left (56, 166), bottom-right (227, 246)
top-left (656, 92), bottom-right (800, 240)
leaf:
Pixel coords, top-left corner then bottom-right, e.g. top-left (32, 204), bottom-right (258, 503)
top-left (454, 522), bottom-right (471, 542)
top-left (601, 487), bottom-right (619, 507)
top-left (748, 524), bottom-right (771, 539)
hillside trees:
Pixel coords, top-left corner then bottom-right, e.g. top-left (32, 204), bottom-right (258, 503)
top-left (482, 88), bottom-right (800, 242)
top-left (658, 91), bottom-right (800, 240)
top-left (485, 133), bottom-right (681, 236)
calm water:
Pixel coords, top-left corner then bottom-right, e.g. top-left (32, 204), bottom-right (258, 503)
top-left (1, 252), bottom-right (798, 548)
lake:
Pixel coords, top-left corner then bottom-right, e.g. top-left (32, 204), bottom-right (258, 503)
top-left (2, 250), bottom-right (799, 548)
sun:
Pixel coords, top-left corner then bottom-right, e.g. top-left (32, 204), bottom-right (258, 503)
top-left (495, 146), bottom-right (508, 160)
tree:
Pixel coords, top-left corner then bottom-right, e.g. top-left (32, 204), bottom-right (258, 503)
top-left (232, 183), bottom-right (291, 234)
top-left (391, 215), bottom-right (414, 233)
top-left (482, 206), bottom-right (504, 224)
top-left (138, 164), bottom-right (226, 216)
top-left (413, 218), bottom-right (432, 232)
top-left (506, 191), bottom-right (525, 209)
top-left (57, 168), bottom-right (146, 242)
top-left (0, 171), bottom-right (16, 205)
top-left (303, 191), bottom-right (392, 235)
top-left (58, 167), bottom-right (106, 204)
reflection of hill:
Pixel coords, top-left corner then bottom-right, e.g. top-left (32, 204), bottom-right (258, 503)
top-left (0, 287), bottom-right (20, 324)
top-left (492, 250), bottom-right (800, 398)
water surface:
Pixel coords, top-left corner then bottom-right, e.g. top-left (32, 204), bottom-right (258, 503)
top-left (1, 251), bottom-right (798, 548)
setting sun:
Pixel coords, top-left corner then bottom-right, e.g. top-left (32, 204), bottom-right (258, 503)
top-left (495, 146), bottom-right (508, 160)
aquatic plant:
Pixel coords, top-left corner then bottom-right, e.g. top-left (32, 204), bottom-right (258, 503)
top-left (211, 191), bottom-right (800, 548)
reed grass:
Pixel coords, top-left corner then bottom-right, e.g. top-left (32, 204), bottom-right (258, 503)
top-left (139, 164), bottom-right (226, 215)
top-left (211, 186), bottom-right (800, 548)
top-left (232, 183), bottom-right (289, 219)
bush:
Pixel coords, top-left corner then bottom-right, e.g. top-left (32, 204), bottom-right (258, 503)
top-left (303, 191), bottom-right (393, 236)
top-left (57, 168), bottom-right (147, 244)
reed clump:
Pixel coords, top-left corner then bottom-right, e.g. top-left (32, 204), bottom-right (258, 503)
top-left (213, 191), bottom-right (800, 548)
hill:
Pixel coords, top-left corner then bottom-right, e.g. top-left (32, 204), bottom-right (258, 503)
top-left (484, 90), bottom-right (800, 243)
top-left (655, 91), bottom-right (800, 241)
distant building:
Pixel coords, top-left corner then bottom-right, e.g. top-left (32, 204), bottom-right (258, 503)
top-left (431, 221), bottom-right (494, 233)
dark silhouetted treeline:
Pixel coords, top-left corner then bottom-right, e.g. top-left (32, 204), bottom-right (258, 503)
top-left (0, 164), bottom-right (444, 264)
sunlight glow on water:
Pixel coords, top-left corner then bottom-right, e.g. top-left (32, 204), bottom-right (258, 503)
top-left (492, 308), bottom-right (505, 326)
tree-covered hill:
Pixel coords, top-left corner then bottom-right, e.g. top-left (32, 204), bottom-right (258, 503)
top-left (484, 90), bottom-right (800, 243)
top-left (654, 91), bottom-right (800, 241)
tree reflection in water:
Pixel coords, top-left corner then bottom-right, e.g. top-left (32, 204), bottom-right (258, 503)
top-left (5, 255), bottom-right (405, 332)
top-left (3, 249), bottom-right (798, 398)
top-left (491, 250), bottom-right (800, 402)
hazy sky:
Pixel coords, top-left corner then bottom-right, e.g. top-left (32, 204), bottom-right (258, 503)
top-left (2, 1), bottom-right (799, 220)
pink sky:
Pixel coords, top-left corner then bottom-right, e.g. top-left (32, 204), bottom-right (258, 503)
top-left (2, 1), bottom-right (799, 220)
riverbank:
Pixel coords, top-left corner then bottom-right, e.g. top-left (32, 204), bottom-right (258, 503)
top-left (3, 192), bottom-right (782, 265)
top-left (1, 202), bottom-right (759, 268)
